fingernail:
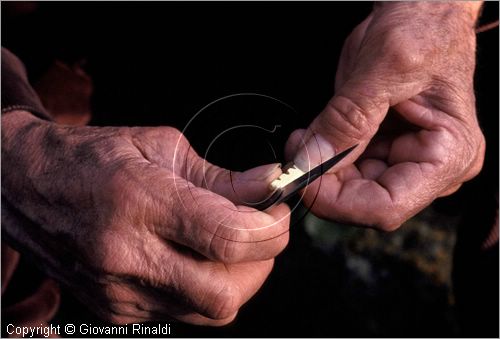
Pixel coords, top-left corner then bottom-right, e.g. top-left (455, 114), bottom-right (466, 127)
top-left (293, 134), bottom-right (336, 171)
top-left (239, 163), bottom-right (282, 182)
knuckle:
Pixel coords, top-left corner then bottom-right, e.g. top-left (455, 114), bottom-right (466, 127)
top-left (378, 219), bottom-right (402, 232)
top-left (140, 126), bottom-right (184, 143)
top-left (390, 46), bottom-right (425, 72)
top-left (205, 283), bottom-right (240, 320)
top-left (162, 126), bottom-right (189, 148)
top-left (373, 208), bottom-right (404, 232)
top-left (466, 130), bottom-right (486, 179)
top-left (131, 126), bottom-right (188, 166)
top-left (382, 32), bottom-right (426, 72)
top-left (207, 313), bottom-right (238, 327)
top-left (323, 95), bottom-right (376, 142)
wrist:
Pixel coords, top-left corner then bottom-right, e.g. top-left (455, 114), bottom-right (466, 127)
top-left (2, 109), bottom-right (48, 131)
top-left (1, 110), bottom-right (51, 204)
top-left (1, 110), bottom-right (49, 159)
top-left (376, 2), bottom-right (483, 27)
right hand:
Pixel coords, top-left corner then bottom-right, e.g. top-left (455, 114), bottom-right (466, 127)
top-left (1, 110), bottom-right (290, 325)
top-left (287, 2), bottom-right (485, 230)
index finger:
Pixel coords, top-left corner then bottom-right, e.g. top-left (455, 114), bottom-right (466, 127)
top-left (157, 177), bottom-right (291, 264)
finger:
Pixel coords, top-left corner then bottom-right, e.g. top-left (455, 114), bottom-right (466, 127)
top-left (163, 179), bottom-right (291, 263)
top-left (300, 168), bottom-right (414, 231)
top-left (293, 47), bottom-right (430, 172)
top-left (358, 138), bottom-right (391, 161)
top-left (139, 163), bottom-right (291, 263)
top-left (132, 129), bottom-right (291, 262)
top-left (105, 239), bottom-right (275, 324)
top-left (302, 128), bottom-right (464, 230)
top-left (394, 97), bottom-right (485, 182)
top-left (114, 156), bottom-right (290, 264)
top-left (358, 158), bottom-right (388, 180)
top-left (197, 162), bottom-right (283, 206)
top-left (183, 147), bottom-right (283, 205)
top-left (137, 243), bottom-right (276, 321)
top-left (440, 183), bottom-right (462, 197)
top-left (284, 128), bottom-right (307, 163)
top-left (133, 127), bottom-right (283, 205)
top-left (94, 280), bottom-right (238, 326)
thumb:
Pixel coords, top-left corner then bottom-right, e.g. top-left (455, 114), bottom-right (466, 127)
top-left (291, 54), bottom-right (430, 171)
top-left (212, 163), bottom-right (283, 206)
top-left (185, 149), bottom-right (282, 206)
top-left (160, 128), bottom-right (282, 206)
top-left (292, 79), bottom-right (391, 171)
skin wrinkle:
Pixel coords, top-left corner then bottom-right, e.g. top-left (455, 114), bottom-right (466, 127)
top-left (320, 96), bottom-right (377, 150)
top-left (3, 1), bottom-right (487, 326)
top-left (190, 280), bottom-right (219, 320)
top-left (194, 156), bottom-right (224, 192)
top-left (4, 112), bottom-right (283, 325)
top-left (173, 179), bottom-right (282, 255)
top-left (427, 79), bottom-right (474, 123)
top-left (208, 214), bottom-right (232, 262)
top-left (362, 159), bottom-right (387, 181)
top-left (113, 302), bottom-right (169, 322)
top-left (128, 134), bottom-right (153, 165)
top-left (208, 209), bottom-right (241, 263)
top-left (141, 248), bottom-right (173, 291)
top-left (398, 98), bottom-right (438, 130)
top-left (105, 275), bottom-right (196, 320)
top-left (431, 123), bottom-right (481, 182)
top-left (3, 126), bottom-right (51, 212)
top-left (208, 282), bottom-right (238, 320)
top-left (288, 2), bottom-right (484, 231)
top-left (163, 259), bottom-right (225, 319)
top-left (122, 288), bottom-right (223, 325)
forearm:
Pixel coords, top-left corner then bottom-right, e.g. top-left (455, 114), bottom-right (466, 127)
top-left (2, 111), bottom-right (46, 193)
top-left (1, 47), bottom-right (57, 217)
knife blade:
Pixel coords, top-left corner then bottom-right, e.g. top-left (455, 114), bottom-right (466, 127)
top-left (252, 144), bottom-right (357, 210)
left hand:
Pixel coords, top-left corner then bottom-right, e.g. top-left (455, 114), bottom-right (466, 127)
top-left (1, 111), bottom-right (290, 325)
top-left (287, 2), bottom-right (485, 230)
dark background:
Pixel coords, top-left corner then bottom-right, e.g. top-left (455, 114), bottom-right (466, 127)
top-left (2, 2), bottom-right (498, 337)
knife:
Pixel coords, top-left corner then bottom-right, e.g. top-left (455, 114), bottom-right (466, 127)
top-left (251, 144), bottom-right (357, 210)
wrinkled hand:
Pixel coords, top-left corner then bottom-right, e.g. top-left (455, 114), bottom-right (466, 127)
top-left (1, 111), bottom-right (290, 325)
top-left (288, 2), bottom-right (485, 230)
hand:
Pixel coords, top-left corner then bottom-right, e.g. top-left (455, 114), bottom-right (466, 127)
top-left (287, 2), bottom-right (485, 230)
top-left (1, 110), bottom-right (290, 325)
